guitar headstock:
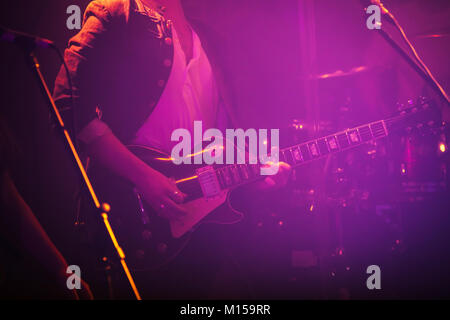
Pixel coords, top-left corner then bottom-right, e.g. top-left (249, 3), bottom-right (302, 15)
top-left (388, 97), bottom-right (441, 134)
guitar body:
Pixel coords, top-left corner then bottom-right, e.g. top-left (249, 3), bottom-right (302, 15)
top-left (92, 145), bottom-right (243, 271)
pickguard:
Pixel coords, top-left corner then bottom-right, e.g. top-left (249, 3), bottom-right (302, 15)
top-left (170, 190), bottom-right (229, 238)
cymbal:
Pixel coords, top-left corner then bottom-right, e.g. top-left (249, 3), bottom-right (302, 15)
top-left (414, 27), bottom-right (450, 39)
top-left (415, 33), bottom-right (450, 39)
top-left (311, 65), bottom-right (370, 80)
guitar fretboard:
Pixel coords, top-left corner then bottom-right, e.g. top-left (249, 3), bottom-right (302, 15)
top-left (214, 119), bottom-right (389, 190)
top-left (279, 120), bottom-right (388, 167)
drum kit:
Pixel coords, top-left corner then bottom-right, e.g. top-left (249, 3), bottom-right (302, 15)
top-left (253, 31), bottom-right (450, 295)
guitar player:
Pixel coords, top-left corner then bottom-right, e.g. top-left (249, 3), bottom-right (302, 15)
top-left (53, 0), bottom-right (290, 299)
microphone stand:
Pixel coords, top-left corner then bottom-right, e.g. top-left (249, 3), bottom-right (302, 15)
top-left (365, 3), bottom-right (450, 106)
top-left (3, 29), bottom-right (142, 300)
top-left (376, 27), bottom-right (449, 106)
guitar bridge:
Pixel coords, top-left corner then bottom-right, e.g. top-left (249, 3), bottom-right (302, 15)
top-left (196, 166), bottom-right (222, 199)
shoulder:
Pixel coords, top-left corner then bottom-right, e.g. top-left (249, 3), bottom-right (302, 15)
top-left (84, 0), bottom-right (133, 24)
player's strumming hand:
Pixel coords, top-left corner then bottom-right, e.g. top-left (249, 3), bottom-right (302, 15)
top-left (256, 162), bottom-right (292, 191)
top-left (81, 127), bottom-right (188, 222)
top-left (134, 167), bottom-right (188, 221)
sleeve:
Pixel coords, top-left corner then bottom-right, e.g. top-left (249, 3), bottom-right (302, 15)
top-left (77, 118), bottom-right (112, 144)
top-left (53, 1), bottom-right (115, 137)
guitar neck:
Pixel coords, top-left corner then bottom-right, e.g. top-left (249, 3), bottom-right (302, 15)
top-left (279, 119), bottom-right (389, 169)
top-left (214, 115), bottom-right (413, 190)
top-left (213, 95), bottom-right (437, 191)
top-left (280, 99), bottom-right (438, 170)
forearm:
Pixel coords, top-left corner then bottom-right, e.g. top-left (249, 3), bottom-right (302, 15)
top-left (79, 122), bottom-right (187, 218)
top-left (83, 128), bottom-right (157, 186)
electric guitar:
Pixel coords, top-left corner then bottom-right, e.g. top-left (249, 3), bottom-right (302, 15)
top-left (94, 98), bottom-right (440, 270)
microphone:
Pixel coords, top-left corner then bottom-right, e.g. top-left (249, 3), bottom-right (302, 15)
top-left (0, 26), bottom-right (55, 50)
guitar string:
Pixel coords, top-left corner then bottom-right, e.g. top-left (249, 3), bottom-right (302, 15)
top-left (209, 108), bottom-right (431, 189)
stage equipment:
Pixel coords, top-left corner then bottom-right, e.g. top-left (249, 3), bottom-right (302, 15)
top-left (90, 98), bottom-right (439, 271)
top-left (397, 120), bottom-right (449, 202)
top-left (0, 26), bottom-right (142, 300)
top-left (360, 1), bottom-right (450, 105)
top-left (311, 66), bottom-right (371, 80)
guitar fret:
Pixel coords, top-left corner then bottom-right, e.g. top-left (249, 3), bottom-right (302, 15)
top-left (230, 165), bottom-right (241, 185)
top-left (317, 138), bottom-right (330, 155)
top-left (291, 146), bottom-right (303, 163)
top-left (280, 150), bottom-right (287, 163)
top-left (381, 120), bottom-right (389, 135)
top-left (367, 124), bottom-right (375, 139)
top-left (289, 148), bottom-right (297, 164)
top-left (347, 129), bottom-right (361, 145)
top-left (239, 164), bottom-right (249, 180)
top-left (216, 169), bottom-right (226, 189)
top-left (370, 121), bottom-right (387, 138)
top-left (222, 167), bottom-right (233, 187)
top-left (358, 125), bottom-right (373, 142)
top-left (283, 149), bottom-right (295, 165)
top-left (337, 133), bottom-right (350, 149)
top-left (326, 136), bottom-right (340, 152)
top-left (300, 144), bottom-right (312, 161)
top-left (308, 142), bottom-right (321, 158)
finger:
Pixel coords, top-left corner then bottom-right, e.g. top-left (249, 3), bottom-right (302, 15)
top-left (283, 163), bottom-right (292, 170)
top-left (264, 177), bottom-right (276, 188)
top-left (278, 162), bottom-right (292, 174)
top-left (277, 162), bottom-right (292, 182)
top-left (168, 179), bottom-right (187, 203)
top-left (167, 189), bottom-right (187, 204)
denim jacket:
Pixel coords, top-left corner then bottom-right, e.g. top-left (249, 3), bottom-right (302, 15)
top-left (53, 0), bottom-right (234, 144)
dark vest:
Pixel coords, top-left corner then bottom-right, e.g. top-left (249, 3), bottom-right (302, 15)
top-left (53, 0), bottom-right (236, 144)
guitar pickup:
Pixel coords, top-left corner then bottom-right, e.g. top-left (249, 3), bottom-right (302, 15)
top-left (196, 166), bottom-right (222, 199)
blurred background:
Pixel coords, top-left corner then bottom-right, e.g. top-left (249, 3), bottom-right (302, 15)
top-left (1, 0), bottom-right (449, 299)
